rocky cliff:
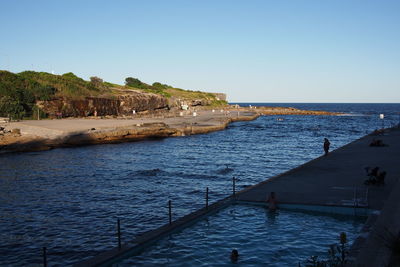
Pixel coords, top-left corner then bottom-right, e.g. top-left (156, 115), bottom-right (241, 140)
top-left (37, 91), bottom-right (169, 117)
top-left (0, 70), bottom-right (227, 119)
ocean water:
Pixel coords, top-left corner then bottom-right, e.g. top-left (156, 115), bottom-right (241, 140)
top-left (0, 103), bottom-right (399, 266)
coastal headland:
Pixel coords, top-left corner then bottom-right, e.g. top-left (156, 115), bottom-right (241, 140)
top-left (0, 70), bottom-right (341, 153)
top-left (0, 106), bottom-right (339, 153)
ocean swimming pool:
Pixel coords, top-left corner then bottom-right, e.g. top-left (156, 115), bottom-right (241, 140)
top-left (4, 103), bottom-right (396, 265)
top-left (113, 204), bottom-right (365, 266)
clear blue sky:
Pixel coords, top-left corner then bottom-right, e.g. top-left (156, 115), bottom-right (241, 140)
top-left (1, 0), bottom-right (399, 103)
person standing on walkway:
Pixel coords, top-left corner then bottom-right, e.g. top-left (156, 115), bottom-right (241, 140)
top-left (324, 138), bottom-right (330, 156)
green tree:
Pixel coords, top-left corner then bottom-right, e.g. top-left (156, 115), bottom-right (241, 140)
top-left (90, 76), bottom-right (103, 86)
top-left (125, 77), bottom-right (145, 88)
top-left (62, 72), bottom-right (80, 79)
top-left (152, 82), bottom-right (164, 89)
top-left (0, 96), bottom-right (26, 120)
top-left (152, 82), bottom-right (172, 89)
top-left (31, 85), bottom-right (56, 101)
top-left (89, 76), bottom-right (104, 91)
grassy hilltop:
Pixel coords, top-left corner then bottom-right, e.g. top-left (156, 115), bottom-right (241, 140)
top-left (0, 70), bottom-right (227, 119)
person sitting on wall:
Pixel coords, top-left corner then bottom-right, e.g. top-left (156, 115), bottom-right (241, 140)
top-left (369, 138), bottom-right (385, 147)
top-left (365, 166), bottom-right (379, 179)
top-left (376, 171), bottom-right (386, 185)
top-left (266, 192), bottom-right (277, 211)
top-left (365, 167), bottom-right (386, 185)
top-left (364, 166), bottom-right (378, 185)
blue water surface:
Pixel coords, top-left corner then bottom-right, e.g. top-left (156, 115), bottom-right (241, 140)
top-left (116, 204), bottom-right (365, 266)
top-left (0, 103), bottom-right (399, 266)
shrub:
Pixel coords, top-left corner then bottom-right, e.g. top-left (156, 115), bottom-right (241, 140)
top-left (0, 96), bottom-right (26, 120)
top-left (125, 77), bottom-right (146, 88)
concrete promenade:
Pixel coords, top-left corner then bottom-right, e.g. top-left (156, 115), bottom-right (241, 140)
top-left (237, 128), bottom-right (400, 211)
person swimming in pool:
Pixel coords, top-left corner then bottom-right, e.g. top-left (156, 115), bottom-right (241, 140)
top-left (230, 249), bottom-right (239, 262)
top-left (266, 192), bottom-right (277, 211)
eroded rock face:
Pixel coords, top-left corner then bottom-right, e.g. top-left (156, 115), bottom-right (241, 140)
top-left (37, 91), bottom-right (169, 117)
top-left (117, 93), bottom-right (168, 114)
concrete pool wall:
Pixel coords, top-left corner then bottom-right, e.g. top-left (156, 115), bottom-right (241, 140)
top-left (114, 204), bottom-right (368, 266)
top-left (74, 199), bottom-right (372, 267)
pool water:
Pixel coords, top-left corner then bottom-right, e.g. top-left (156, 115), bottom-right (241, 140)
top-left (114, 204), bottom-right (365, 266)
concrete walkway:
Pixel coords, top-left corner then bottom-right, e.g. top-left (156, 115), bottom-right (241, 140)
top-left (237, 128), bottom-right (400, 211)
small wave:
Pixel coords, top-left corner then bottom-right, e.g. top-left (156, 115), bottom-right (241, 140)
top-left (243, 124), bottom-right (265, 130)
top-left (188, 173), bottom-right (217, 180)
top-left (216, 167), bottom-right (234, 174)
top-left (187, 189), bottom-right (201, 194)
top-left (134, 168), bottom-right (162, 177)
top-left (142, 190), bottom-right (155, 194)
top-left (270, 135), bottom-right (287, 138)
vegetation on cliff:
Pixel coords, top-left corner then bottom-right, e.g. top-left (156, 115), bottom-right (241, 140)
top-left (0, 71), bottom-right (55, 119)
top-left (124, 76), bottom-right (226, 105)
top-left (0, 70), bottom-right (227, 119)
top-left (125, 76), bottom-right (172, 97)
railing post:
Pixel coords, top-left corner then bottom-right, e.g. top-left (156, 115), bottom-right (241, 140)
top-left (232, 177), bottom-right (236, 197)
top-left (117, 218), bottom-right (121, 250)
top-left (43, 247), bottom-right (47, 267)
top-left (353, 187), bottom-right (358, 217)
top-left (168, 200), bottom-right (172, 225)
top-left (353, 187), bottom-right (357, 207)
top-left (206, 187), bottom-right (209, 209)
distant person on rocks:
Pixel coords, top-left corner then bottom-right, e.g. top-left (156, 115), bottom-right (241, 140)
top-left (324, 138), bottom-right (330, 156)
top-left (266, 192), bottom-right (277, 211)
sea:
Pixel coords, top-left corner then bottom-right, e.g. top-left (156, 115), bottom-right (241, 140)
top-left (0, 103), bottom-right (399, 266)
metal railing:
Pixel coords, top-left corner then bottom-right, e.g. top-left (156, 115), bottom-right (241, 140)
top-left (40, 176), bottom-right (239, 266)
